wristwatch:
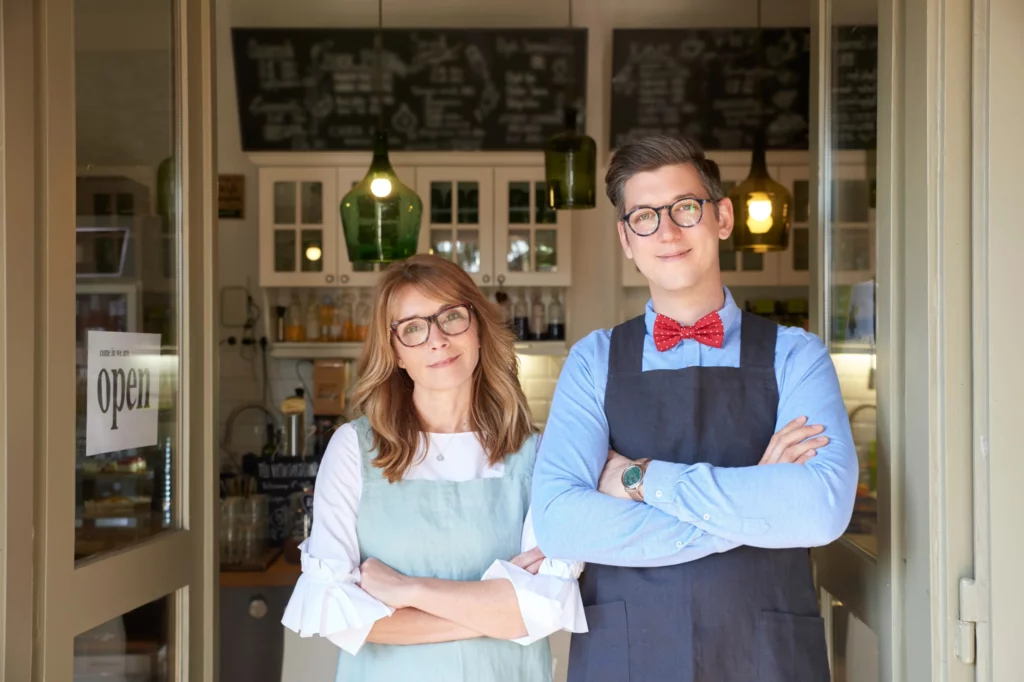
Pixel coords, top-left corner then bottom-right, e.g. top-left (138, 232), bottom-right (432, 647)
top-left (621, 458), bottom-right (651, 502)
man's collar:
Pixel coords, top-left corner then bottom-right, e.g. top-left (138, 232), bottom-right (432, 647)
top-left (644, 287), bottom-right (740, 341)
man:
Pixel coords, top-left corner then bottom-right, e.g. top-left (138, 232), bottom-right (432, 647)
top-left (532, 136), bottom-right (858, 681)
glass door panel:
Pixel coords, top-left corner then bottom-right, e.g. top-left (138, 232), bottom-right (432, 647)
top-left (417, 168), bottom-right (494, 286)
top-left (494, 168), bottom-right (570, 287)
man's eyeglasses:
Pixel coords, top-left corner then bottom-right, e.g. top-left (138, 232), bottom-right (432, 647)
top-left (621, 197), bottom-right (715, 237)
top-left (390, 303), bottom-right (474, 348)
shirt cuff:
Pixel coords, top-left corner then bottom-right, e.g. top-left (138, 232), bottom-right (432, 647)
top-left (642, 459), bottom-right (687, 516)
top-left (281, 544), bottom-right (395, 655)
top-left (480, 560), bottom-right (589, 646)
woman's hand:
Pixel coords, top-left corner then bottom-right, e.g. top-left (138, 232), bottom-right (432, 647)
top-left (508, 547), bottom-right (545, 575)
top-left (359, 558), bottom-right (417, 609)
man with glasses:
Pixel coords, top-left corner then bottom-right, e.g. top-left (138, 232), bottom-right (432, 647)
top-left (531, 135), bottom-right (857, 681)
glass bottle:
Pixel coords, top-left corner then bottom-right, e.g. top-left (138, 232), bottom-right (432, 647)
top-left (285, 293), bottom-right (304, 342)
top-left (340, 293), bottom-right (356, 341)
top-left (543, 107), bottom-right (597, 210)
top-left (512, 290), bottom-right (530, 341)
top-left (305, 292), bottom-right (321, 341)
top-left (330, 293), bottom-right (345, 342)
top-left (354, 290), bottom-right (372, 341)
top-left (340, 130), bottom-right (423, 264)
top-left (547, 290), bottom-right (565, 341)
top-left (495, 290), bottom-right (512, 329)
top-left (320, 295), bottom-right (335, 341)
top-left (530, 291), bottom-right (547, 341)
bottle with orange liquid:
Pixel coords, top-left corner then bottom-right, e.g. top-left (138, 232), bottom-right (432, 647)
top-left (354, 289), bottom-right (371, 341)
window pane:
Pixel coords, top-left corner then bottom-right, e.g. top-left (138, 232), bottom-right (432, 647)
top-left (508, 182), bottom-right (531, 224)
top-left (300, 181), bottom-right (323, 224)
top-left (507, 230), bottom-right (531, 272)
top-left (430, 181), bottom-right (452, 224)
top-left (741, 252), bottom-right (764, 271)
top-left (430, 229), bottom-right (453, 260)
top-left (457, 182), bottom-right (479, 224)
top-left (75, 593), bottom-right (173, 681)
top-left (535, 229), bottom-right (558, 272)
top-left (534, 182), bottom-right (557, 224)
top-left (273, 182), bottom-right (296, 224)
top-left (75, 0), bottom-right (177, 561)
top-left (794, 180), bottom-right (810, 223)
top-left (833, 228), bottom-right (871, 271)
top-left (833, 178), bottom-right (871, 222)
top-left (455, 230), bottom-right (481, 273)
top-left (793, 227), bottom-right (809, 271)
top-left (273, 230), bottom-right (296, 272)
top-left (300, 230), bottom-right (324, 273)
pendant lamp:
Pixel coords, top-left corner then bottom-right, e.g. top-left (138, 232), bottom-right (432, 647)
top-left (543, 0), bottom-right (596, 210)
top-left (340, 2), bottom-right (423, 264)
top-left (729, 0), bottom-right (792, 253)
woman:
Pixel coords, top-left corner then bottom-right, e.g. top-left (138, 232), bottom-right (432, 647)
top-left (282, 254), bottom-right (587, 682)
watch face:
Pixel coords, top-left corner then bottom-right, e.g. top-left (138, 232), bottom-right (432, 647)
top-left (622, 464), bottom-right (642, 489)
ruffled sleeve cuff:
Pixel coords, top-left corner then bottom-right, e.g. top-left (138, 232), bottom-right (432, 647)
top-left (480, 559), bottom-right (589, 646)
top-left (281, 542), bottom-right (395, 655)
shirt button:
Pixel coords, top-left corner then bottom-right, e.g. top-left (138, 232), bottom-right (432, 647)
top-left (675, 541), bottom-right (684, 549)
top-left (703, 514), bottom-right (711, 521)
top-left (655, 490), bottom-right (663, 498)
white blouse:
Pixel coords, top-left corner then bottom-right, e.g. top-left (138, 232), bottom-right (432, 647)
top-left (281, 422), bottom-right (588, 655)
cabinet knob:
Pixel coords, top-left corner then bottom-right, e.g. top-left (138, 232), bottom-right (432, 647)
top-left (341, 275), bottom-right (349, 284)
top-left (325, 275), bottom-right (335, 284)
top-left (497, 274), bottom-right (505, 285)
top-left (482, 274), bottom-right (491, 284)
top-left (248, 596), bottom-right (268, 620)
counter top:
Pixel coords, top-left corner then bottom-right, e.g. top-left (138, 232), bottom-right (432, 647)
top-left (220, 554), bottom-right (301, 589)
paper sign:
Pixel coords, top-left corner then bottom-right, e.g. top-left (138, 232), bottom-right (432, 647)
top-left (86, 331), bottom-right (163, 457)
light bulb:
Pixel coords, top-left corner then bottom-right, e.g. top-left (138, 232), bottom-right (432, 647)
top-left (746, 192), bottom-right (774, 234)
top-left (305, 245), bottom-right (322, 262)
top-left (370, 177), bottom-right (393, 198)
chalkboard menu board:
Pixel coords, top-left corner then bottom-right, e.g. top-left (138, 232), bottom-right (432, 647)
top-left (610, 27), bottom-right (878, 151)
top-left (231, 28), bottom-right (587, 152)
top-left (832, 26), bottom-right (878, 150)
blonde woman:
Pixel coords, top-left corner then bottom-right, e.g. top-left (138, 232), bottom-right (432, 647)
top-left (282, 254), bottom-right (587, 682)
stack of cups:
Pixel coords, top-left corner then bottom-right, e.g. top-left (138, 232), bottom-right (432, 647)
top-left (240, 494), bottom-right (269, 562)
top-left (220, 496), bottom-right (244, 564)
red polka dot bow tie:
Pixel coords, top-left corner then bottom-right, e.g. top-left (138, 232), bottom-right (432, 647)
top-left (653, 311), bottom-right (725, 351)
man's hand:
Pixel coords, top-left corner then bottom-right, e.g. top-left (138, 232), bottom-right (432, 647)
top-left (759, 416), bottom-right (829, 465)
top-left (508, 547), bottom-right (545, 575)
top-left (359, 558), bottom-right (417, 609)
top-left (598, 450), bottom-right (634, 500)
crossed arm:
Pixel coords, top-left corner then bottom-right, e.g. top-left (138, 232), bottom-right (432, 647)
top-left (530, 335), bottom-right (859, 567)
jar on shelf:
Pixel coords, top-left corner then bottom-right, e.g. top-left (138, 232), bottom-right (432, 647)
top-left (285, 292), bottom-right (304, 342)
top-left (339, 293), bottom-right (356, 341)
top-left (329, 293), bottom-right (344, 342)
top-left (304, 292), bottom-right (321, 342)
top-left (320, 295), bottom-right (335, 341)
top-left (354, 290), bottom-right (371, 342)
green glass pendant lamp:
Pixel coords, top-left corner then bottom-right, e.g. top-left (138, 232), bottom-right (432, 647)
top-left (728, 0), bottom-right (793, 253)
top-left (340, 0), bottom-right (423, 264)
top-left (543, 0), bottom-right (596, 210)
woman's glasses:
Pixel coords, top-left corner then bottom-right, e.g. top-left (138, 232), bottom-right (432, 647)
top-left (391, 303), bottom-right (474, 348)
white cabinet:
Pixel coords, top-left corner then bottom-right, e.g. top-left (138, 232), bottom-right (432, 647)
top-left (493, 168), bottom-right (572, 288)
top-left (415, 167), bottom-right (495, 287)
top-left (259, 163), bottom-right (574, 290)
top-left (258, 167), bottom-right (339, 288)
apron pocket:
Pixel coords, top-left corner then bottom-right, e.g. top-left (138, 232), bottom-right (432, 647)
top-left (756, 610), bottom-right (830, 682)
top-left (567, 601), bottom-right (629, 682)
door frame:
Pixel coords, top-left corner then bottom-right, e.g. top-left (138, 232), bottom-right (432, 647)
top-left (809, 0), bottom-right (977, 680)
top-left (0, 0), bottom-right (218, 677)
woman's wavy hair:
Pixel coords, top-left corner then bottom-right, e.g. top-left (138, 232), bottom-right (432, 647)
top-left (349, 254), bottom-right (535, 482)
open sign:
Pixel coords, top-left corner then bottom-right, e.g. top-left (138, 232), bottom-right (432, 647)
top-left (86, 331), bottom-right (162, 456)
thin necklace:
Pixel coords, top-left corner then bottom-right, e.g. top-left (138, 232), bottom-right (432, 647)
top-left (430, 418), bottom-right (470, 462)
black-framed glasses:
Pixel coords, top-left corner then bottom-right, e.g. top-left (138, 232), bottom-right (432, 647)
top-left (390, 302), bottom-right (474, 348)
top-left (621, 197), bottom-right (714, 237)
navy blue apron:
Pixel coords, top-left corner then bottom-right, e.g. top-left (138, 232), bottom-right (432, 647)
top-left (567, 312), bottom-right (830, 682)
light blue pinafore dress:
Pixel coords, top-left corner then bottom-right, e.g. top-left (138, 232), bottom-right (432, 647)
top-left (335, 416), bottom-right (551, 682)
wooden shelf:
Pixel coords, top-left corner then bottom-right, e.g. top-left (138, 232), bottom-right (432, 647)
top-left (220, 553), bottom-right (301, 588)
top-left (269, 340), bottom-right (568, 359)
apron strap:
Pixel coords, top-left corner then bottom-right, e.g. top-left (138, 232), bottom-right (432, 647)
top-left (607, 314), bottom-right (646, 375)
top-left (739, 311), bottom-right (778, 369)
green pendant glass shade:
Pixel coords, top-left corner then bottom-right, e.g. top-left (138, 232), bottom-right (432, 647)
top-left (728, 137), bottom-right (792, 253)
top-left (340, 130), bottom-right (423, 264)
top-left (543, 108), bottom-right (597, 210)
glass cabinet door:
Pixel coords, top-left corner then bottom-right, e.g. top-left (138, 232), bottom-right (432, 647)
top-left (258, 167), bottom-right (338, 287)
top-left (493, 168), bottom-right (572, 288)
top-left (416, 167), bottom-right (494, 287)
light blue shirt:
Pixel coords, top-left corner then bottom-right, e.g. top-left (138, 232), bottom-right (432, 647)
top-left (532, 288), bottom-right (859, 567)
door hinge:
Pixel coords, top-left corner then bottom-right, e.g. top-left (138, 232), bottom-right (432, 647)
top-left (956, 577), bottom-right (988, 665)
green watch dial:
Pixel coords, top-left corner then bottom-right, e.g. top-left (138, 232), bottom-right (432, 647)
top-left (622, 464), bottom-right (643, 489)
